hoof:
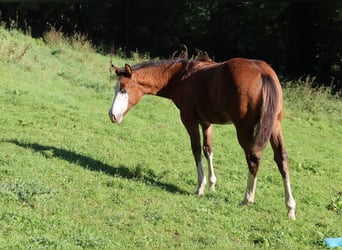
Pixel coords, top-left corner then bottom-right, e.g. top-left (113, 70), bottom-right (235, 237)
top-left (196, 187), bottom-right (205, 196)
top-left (288, 209), bottom-right (296, 220)
top-left (209, 184), bottom-right (216, 192)
top-left (239, 199), bottom-right (253, 207)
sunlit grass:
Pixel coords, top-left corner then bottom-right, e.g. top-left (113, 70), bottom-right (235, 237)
top-left (0, 27), bottom-right (341, 249)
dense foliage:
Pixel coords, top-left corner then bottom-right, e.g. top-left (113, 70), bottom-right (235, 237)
top-left (0, 1), bottom-right (341, 89)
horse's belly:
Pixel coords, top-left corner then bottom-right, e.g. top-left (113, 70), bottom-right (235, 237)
top-left (198, 109), bottom-right (232, 124)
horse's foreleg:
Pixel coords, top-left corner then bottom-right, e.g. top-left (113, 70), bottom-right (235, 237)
top-left (182, 117), bottom-right (207, 195)
top-left (202, 123), bottom-right (216, 191)
top-left (270, 130), bottom-right (296, 220)
top-left (195, 159), bottom-right (207, 196)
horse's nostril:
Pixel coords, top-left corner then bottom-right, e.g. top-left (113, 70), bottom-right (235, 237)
top-left (111, 114), bottom-right (116, 122)
top-left (109, 111), bottom-right (116, 123)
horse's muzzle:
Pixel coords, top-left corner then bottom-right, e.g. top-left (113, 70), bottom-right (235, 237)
top-left (109, 111), bottom-right (117, 123)
top-left (109, 110), bottom-right (122, 123)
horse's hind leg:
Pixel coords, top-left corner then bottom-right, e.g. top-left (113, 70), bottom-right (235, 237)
top-left (240, 150), bottom-right (262, 205)
top-left (236, 128), bottom-right (262, 205)
top-left (201, 123), bottom-right (217, 191)
top-left (270, 125), bottom-right (296, 219)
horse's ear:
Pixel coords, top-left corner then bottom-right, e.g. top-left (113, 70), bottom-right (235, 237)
top-left (124, 64), bottom-right (132, 77)
top-left (111, 64), bottom-right (120, 74)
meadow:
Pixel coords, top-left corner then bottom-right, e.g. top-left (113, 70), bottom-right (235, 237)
top-left (0, 27), bottom-right (341, 249)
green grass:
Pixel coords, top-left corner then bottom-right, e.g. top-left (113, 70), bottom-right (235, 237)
top-left (1, 27), bottom-right (341, 249)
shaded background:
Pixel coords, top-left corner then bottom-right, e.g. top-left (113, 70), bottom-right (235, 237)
top-left (0, 1), bottom-right (341, 90)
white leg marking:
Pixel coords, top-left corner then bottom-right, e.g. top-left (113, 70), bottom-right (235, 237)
top-left (240, 173), bottom-right (257, 205)
top-left (207, 152), bottom-right (217, 191)
top-left (283, 177), bottom-right (296, 220)
top-left (196, 160), bottom-right (207, 196)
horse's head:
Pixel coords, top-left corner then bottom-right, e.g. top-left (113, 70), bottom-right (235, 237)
top-left (109, 64), bottom-right (144, 123)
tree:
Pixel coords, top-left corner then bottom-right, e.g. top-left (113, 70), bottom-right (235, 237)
top-left (0, 1), bottom-right (341, 89)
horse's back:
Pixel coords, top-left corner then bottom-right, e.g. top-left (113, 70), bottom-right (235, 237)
top-left (179, 58), bottom-right (282, 125)
top-left (218, 58), bottom-right (282, 124)
top-left (222, 58), bottom-right (282, 100)
top-left (224, 58), bottom-right (278, 82)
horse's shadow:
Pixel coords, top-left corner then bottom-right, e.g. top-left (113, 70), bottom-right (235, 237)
top-left (5, 140), bottom-right (189, 195)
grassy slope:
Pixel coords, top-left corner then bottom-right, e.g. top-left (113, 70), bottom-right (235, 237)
top-left (0, 28), bottom-right (341, 249)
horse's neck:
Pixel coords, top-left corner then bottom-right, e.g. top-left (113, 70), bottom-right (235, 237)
top-left (136, 63), bottom-right (185, 97)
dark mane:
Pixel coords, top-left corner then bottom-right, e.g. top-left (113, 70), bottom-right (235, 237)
top-left (132, 59), bottom-right (188, 70)
top-left (194, 54), bottom-right (213, 62)
top-left (131, 55), bottom-right (214, 71)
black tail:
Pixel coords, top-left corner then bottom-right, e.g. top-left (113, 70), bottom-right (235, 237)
top-left (254, 74), bottom-right (278, 149)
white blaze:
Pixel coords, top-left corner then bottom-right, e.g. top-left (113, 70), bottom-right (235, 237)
top-left (109, 83), bottom-right (128, 123)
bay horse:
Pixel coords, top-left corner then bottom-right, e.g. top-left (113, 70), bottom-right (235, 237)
top-left (108, 57), bottom-right (296, 219)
